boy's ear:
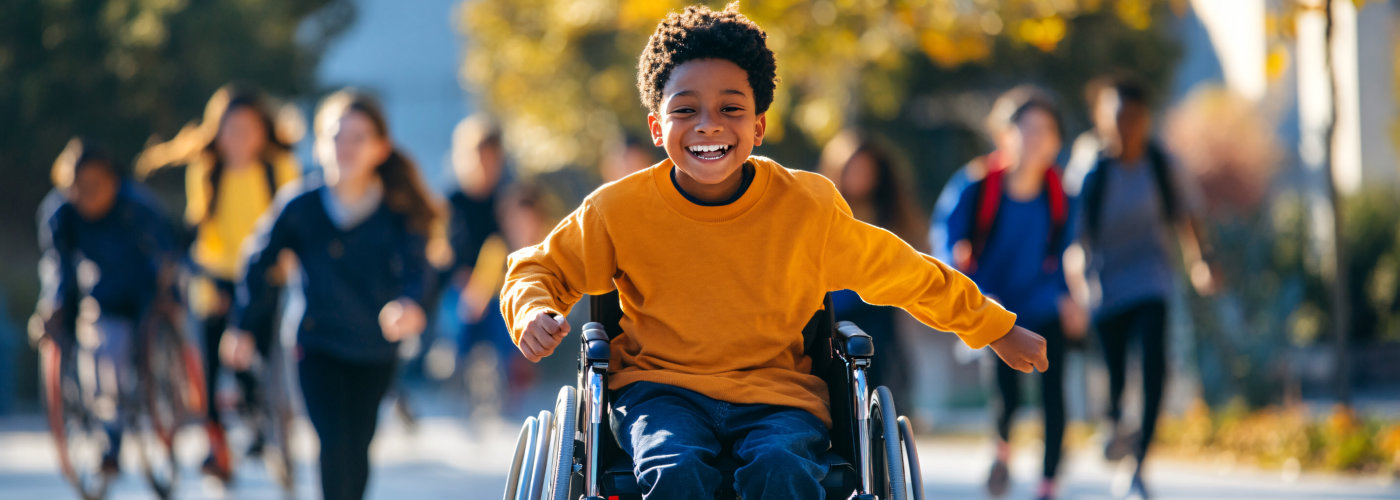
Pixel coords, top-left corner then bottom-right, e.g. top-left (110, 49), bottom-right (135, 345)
top-left (754, 113), bottom-right (767, 147)
top-left (647, 113), bottom-right (664, 147)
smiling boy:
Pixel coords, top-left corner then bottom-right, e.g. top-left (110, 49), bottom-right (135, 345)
top-left (500, 4), bottom-right (1049, 499)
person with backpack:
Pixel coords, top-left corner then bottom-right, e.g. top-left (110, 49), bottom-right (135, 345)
top-left (136, 84), bottom-right (301, 481)
top-left (944, 88), bottom-right (1087, 500)
top-left (1064, 75), bottom-right (1216, 500)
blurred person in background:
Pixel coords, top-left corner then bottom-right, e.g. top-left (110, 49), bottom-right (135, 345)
top-left (1064, 74), bottom-right (1216, 500)
top-left (440, 115), bottom-right (524, 416)
top-left (929, 86), bottom-right (1026, 264)
top-left (221, 90), bottom-right (437, 500)
top-left (601, 133), bottom-right (661, 183)
top-left (456, 182), bottom-right (556, 415)
top-left (818, 130), bottom-right (925, 407)
top-left (136, 84), bottom-right (301, 481)
top-left (34, 138), bottom-right (177, 476)
top-left (943, 88), bottom-right (1086, 500)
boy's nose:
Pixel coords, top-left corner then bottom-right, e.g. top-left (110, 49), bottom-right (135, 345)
top-left (695, 111), bottom-right (724, 135)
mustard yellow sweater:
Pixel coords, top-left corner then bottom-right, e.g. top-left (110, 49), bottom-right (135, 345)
top-left (501, 156), bottom-right (1015, 425)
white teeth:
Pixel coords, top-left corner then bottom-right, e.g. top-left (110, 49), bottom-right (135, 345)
top-left (688, 144), bottom-right (728, 153)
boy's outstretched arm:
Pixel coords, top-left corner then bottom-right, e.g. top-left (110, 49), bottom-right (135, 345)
top-left (822, 192), bottom-right (1049, 372)
top-left (501, 198), bottom-right (618, 362)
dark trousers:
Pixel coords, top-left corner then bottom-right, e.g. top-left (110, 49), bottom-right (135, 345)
top-left (992, 319), bottom-right (1066, 479)
top-left (200, 279), bottom-right (272, 424)
top-left (1095, 299), bottom-right (1167, 465)
top-left (611, 381), bottom-right (829, 500)
top-left (299, 349), bottom-right (397, 500)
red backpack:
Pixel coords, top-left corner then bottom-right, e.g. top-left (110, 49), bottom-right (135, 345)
top-left (965, 152), bottom-right (1068, 274)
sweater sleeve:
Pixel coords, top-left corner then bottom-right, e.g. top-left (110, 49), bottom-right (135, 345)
top-left (396, 224), bottom-right (430, 309)
top-left (500, 199), bottom-right (618, 344)
top-left (233, 195), bottom-right (298, 340)
top-left (822, 193), bottom-right (1017, 349)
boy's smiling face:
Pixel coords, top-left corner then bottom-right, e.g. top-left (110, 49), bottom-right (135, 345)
top-left (648, 58), bottom-right (766, 203)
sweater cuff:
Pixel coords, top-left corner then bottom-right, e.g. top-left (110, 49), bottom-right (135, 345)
top-left (957, 305), bottom-right (1018, 350)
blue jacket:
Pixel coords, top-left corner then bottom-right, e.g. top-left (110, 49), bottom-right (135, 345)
top-left (234, 181), bottom-right (429, 363)
top-left (37, 182), bottom-right (176, 321)
top-left (944, 182), bottom-right (1075, 328)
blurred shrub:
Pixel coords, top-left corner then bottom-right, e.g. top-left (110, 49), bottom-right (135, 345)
top-left (1159, 400), bottom-right (1395, 473)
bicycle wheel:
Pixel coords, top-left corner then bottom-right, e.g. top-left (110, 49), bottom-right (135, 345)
top-left (259, 343), bottom-right (297, 491)
top-left (42, 340), bottom-right (112, 500)
top-left (137, 308), bottom-right (207, 498)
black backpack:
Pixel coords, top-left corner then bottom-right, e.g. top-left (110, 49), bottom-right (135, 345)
top-left (1080, 142), bottom-right (1178, 243)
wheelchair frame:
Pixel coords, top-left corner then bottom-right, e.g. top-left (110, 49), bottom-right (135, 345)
top-left (505, 292), bottom-right (924, 500)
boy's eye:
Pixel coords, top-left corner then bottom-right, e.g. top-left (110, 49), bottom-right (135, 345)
top-left (723, 106), bottom-right (743, 113)
top-left (670, 107), bottom-right (695, 115)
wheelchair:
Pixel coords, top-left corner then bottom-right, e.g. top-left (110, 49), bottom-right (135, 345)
top-left (503, 292), bottom-right (925, 500)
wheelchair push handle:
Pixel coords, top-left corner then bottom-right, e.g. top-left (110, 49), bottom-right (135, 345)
top-left (834, 321), bottom-right (875, 359)
top-left (581, 322), bottom-right (611, 365)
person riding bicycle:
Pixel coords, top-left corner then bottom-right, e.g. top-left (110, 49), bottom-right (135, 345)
top-left (34, 137), bottom-right (178, 476)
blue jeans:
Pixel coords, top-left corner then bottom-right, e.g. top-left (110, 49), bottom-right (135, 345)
top-left (611, 381), bottom-right (828, 500)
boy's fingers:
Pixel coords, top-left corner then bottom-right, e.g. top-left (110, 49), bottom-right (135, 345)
top-left (520, 333), bottom-right (544, 359)
top-left (1033, 354), bottom-right (1050, 373)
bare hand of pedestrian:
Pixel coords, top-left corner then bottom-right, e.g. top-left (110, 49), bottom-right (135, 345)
top-left (518, 310), bottom-right (569, 363)
top-left (1058, 295), bottom-right (1089, 340)
top-left (1190, 259), bottom-right (1218, 296)
top-left (988, 325), bottom-right (1049, 373)
top-left (380, 298), bottom-right (427, 342)
top-left (220, 329), bottom-right (256, 371)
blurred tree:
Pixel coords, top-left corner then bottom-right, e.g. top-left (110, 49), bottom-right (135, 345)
top-left (458, 0), bottom-right (1183, 186)
top-left (0, 1), bottom-right (352, 249)
top-left (0, 0), bottom-right (354, 404)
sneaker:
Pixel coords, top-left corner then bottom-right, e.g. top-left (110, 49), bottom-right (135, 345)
top-left (202, 424), bottom-right (233, 483)
top-left (986, 459), bottom-right (1010, 498)
top-left (1035, 479), bottom-right (1056, 500)
top-left (100, 454), bottom-right (121, 477)
top-left (1122, 473), bottom-right (1149, 500)
top-left (1104, 429), bottom-right (1138, 462)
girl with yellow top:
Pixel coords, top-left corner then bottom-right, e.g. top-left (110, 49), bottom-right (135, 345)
top-left (137, 84), bottom-right (300, 481)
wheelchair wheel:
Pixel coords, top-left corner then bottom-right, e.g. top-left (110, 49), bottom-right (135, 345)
top-left (897, 416), bottom-right (924, 500)
top-left (525, 409), bottom-right (554, 500)
top-left (542, 386), bottom-right (579, 500)
top-left (869, 386), bottom-right (908, 500)
top-left (504, 415), bottom-right (539, 500)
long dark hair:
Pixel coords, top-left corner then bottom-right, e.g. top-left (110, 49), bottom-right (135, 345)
top-left (136, 84), bottom-right (295, 218)
top-left (315, 89), bottom-right (441, 236)
top-left (819, 130), bottom-right (928, 250)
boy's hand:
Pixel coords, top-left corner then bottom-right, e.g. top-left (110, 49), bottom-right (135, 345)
top-left (519, 311), bottom-right (569, 363)
top-left (989, 325), bottom-right (1049, 373)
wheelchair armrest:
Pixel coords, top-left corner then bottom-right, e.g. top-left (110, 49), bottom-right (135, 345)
top-left (581, 322), bottom-right (611, 365)
top-left (833, 321), bottom-right (875, 359)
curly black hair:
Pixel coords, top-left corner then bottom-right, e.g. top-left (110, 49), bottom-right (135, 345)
top-left (636, 2), bottom-right (778, 116)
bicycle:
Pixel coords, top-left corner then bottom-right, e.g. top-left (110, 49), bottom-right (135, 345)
top-left (34, 297), bottom-right (208, 500)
